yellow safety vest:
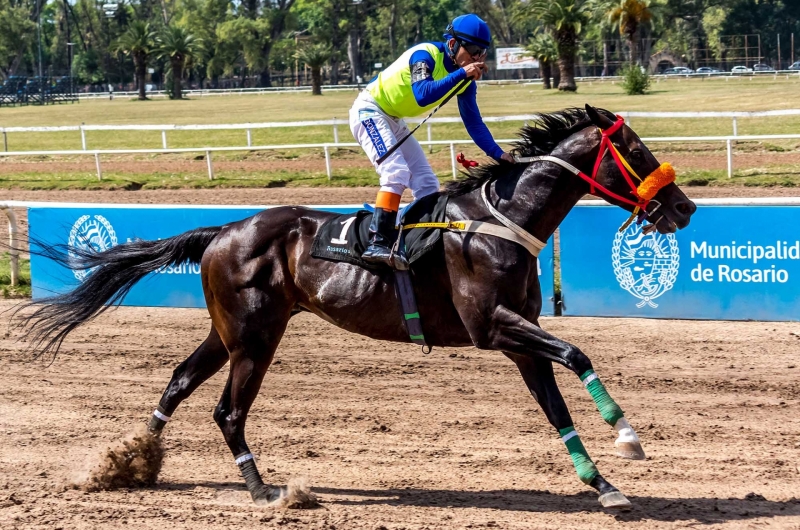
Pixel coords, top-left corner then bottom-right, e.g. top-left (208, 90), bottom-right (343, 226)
top-left (366, 43), bottom-right (472, 118)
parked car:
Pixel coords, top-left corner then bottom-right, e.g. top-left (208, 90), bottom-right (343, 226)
top-left (789, 61), bottom-right (800, 71)
top-left (663, 66), bottom-right (693, 75)
top-left (753, 63), bottom-right (775, 72)
top-left (731, 65), bottom-right (752, 73)
top-left (695, 67), bottom-right (722, 74)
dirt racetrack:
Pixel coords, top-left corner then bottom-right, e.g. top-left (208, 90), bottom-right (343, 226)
top-left (1, 186), bottom-right (800, 529)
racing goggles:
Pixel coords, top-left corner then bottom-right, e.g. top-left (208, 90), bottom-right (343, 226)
top-left (459, 41), bottom-right (487, 58)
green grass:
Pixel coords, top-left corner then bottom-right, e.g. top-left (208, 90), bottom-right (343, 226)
top-left (0, 167), bottom-right (383, 190)
top-left (0, 253), bottom-right (31, 298)
top-left (1, 76), bottom-right (799, 189)
top-left (677, 166), bottom-right (800, 187)
top-left (2, 77), bottom-right (800, 148)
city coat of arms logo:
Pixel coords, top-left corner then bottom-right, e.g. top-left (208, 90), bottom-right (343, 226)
top-left (612, 224), bottom-right (679, 308)
top-left (68, 214), bottom-right (118, 282)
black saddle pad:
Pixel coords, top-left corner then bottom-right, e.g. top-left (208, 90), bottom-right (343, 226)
top-left (310, 192), bottom-right (448, 268)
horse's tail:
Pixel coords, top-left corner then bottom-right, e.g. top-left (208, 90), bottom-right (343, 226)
top-left (14, 225), bottom-right (224, 360)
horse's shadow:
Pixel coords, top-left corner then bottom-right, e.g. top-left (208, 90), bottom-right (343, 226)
top-left (161, 482), bottom-right (800, 523)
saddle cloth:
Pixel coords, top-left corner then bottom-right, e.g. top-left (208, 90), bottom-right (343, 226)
top-left (310, 192), bottom-right (448, 268)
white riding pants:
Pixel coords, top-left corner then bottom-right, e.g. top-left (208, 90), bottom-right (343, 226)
top-left (349, 91), bottom-right (440, 199)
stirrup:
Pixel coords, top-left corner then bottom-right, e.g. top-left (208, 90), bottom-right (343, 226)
top-left (362, 244), bottom-right (408, 270)
top-left (390, 237), bottom-right (409, 270)
top-left (390, 251), bottom-right (409, 271)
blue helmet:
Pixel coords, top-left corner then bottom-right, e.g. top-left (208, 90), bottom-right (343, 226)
top-left (445, 14), bottom-right (491, 48)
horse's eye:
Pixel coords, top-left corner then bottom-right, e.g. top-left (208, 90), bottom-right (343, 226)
top-left (630, 149), bottom-right (643, 160)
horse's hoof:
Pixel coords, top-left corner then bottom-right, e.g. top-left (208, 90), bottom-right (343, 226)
top-left (615, 439), bottom-right (646, 460)
top-left (253, 485), bottom-right (285, 506)
top-left (598, 490), bottom-right (632, 510)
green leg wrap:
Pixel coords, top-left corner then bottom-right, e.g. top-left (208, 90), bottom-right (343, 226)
top-left (558, 426), bottom-right (599, 484)
top-left (580, 370), bottom-right (625, 427)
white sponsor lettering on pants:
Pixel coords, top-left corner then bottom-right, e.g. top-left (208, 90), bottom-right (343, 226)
top-left (350, 93), bottom-right (440, 199)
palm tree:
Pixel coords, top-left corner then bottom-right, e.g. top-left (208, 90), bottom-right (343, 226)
top-left (527, 0), bottom-right (590, 92)
top-left (116, 22), bottom-right (156, 101)
top-left (295, 43), bottom-right (332, 96)
top-left (157, 25), bottom-right (201, 100)
top-left (526, 33), bottom-right (559, 89)
top-left (601, 0), bottom-right (658, 65)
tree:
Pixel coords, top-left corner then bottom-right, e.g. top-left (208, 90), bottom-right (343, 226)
top-left (260, 0), bottom-right (297, 87)
top-left (177, 0), bottom-right (233, 88)
top-left (216, 17), bottom-right (270, 87)
top-left (599, 0), bottom-right (658, 65)
top-left (116, 21), bottom-right (156, 100)
top-left (526, 0), bottom-right (590, 91)
top-left (526, 33), bottom-right (558, 89)
top-left (157, 24), bottom-right (201, 99)
top-left (295, 42), bottom-right (332, 95)
top-left (0, 0), bottom-right (38, 80)
top-left (717, 0), bottom-right (800, 68)
top-left (471, 0), bottom-right (538, 48)
top-left (269, 37), bottom-right (295, 86)
top-left (294, 0), bottom-right (348, 84)
top-left (0, 0), bottom-right (44, 79)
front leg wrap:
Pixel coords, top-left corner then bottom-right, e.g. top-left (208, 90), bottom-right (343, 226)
top-left (580, 370), bottom-right (624, 426)
top-left (559, 426), bottom-right (599, 484)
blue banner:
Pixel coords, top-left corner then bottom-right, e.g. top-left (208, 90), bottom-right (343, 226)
top-left (559, 203), bottom-right (800, 321)
top-left (539, 238), bottom-right (556, 317)
top-left (29, 206), bottom-right (359, 308)
top-left (29, 205), bottom-right (555, 314)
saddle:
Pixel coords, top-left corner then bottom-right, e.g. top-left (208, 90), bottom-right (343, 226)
top-left (310, 192), bottom-right (448, 269)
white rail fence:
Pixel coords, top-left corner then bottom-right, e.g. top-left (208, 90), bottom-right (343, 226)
top-left (3, 109), bottom-right (800, 153)
top-left (0, 203), bottom-right (18, 286)
top-left (1, 133), bottom-right (798, 181)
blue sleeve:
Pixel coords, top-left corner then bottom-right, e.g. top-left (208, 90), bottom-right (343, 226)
top-left (457, 83), bottom-right (504, 160)
top-left (409, 49), bottom-right (468, 107)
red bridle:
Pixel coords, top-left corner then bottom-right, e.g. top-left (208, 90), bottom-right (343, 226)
top-left (462, 115), bottom-right (672, 229)
top-left (577, 115), bottom-right (650, 212)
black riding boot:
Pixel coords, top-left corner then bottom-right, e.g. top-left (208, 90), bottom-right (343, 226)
top-left (361, 207), bottom-right (408, 269)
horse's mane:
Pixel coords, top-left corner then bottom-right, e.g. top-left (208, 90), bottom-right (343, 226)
top-left (445, 107), bottom-right (599, 197)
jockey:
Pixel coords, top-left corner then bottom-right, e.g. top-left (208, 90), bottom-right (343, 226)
top-left (349, 13), bottom-right (515, 268)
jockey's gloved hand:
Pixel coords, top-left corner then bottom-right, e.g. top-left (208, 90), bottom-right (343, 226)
top-left (463, 62), bottom-right (488, 80)
top-left (499, 152), bottom-right (515, 164)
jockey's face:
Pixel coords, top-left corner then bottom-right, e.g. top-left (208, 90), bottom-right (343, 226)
top-left (448, 38), bottom-right (487, 67)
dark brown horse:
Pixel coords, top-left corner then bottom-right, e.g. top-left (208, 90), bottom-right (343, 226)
top-left (17, 105), bottom-right (695, 509)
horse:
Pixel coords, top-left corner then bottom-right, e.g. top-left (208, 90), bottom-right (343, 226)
top-left (15, 105), bottom-right (696, 510)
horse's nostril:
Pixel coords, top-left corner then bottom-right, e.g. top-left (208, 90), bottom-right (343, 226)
top-left (674, 201), bottom-right (696, 216)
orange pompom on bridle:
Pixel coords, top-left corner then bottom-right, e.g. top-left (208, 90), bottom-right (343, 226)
top-left (637, 162), bottom-right (676, 201)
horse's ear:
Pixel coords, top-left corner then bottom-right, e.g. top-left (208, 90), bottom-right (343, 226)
top-left (585, 104), bottom-right (615, 129)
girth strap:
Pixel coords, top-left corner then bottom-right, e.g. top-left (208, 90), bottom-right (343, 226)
top-left (400, 181), bottom-right (547, 258)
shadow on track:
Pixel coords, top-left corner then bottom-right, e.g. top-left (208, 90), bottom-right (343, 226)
top-left (311, 486), bottom-right (800, 524)
top-left (153, 481), bottom-right (800, 524)
top-left (155, 482), bottom-right (800, 523)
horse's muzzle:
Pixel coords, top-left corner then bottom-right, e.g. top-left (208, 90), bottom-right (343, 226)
top-left (648, 197), bottom-right (696, 233)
